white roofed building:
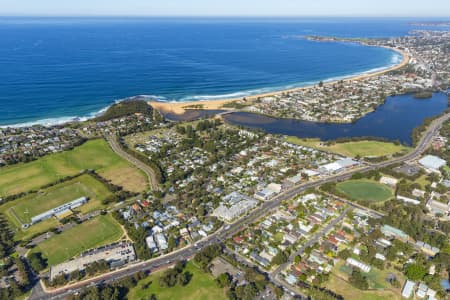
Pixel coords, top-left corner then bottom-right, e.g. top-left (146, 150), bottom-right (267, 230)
top-left (402, 280), bottom-right (415, 298)
top-left (380, 176), bottom-right (398, 187)
top-left (319, 158), bottom-right (359, 174)
top-left (346, 258), bottom-right (371, 273)
top-left (418, 155), bottom-right (446, 172)
top-left (397, 195), bottom-right (421, 205)
top-left (145, 235), bottom-right (158, 252)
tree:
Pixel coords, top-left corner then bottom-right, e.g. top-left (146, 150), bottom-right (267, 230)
top-left (273, 285), bottom-right (284, 299)
top-left (69, 269), bottom-right (82, 281)
top-left (177, 271), bottom-right (192, 286)
top-left (193, 244), bottom-right (222, 270)
top-left (0, 216), bottom-right (15, 258)
top-left (216, 273), bottom-right (231, 288)
top-left (349, 270), bottom-right (369, 290)
top-left (405, 264), bottom-right (427, 281)
top-left (158, 261), bottom-right (190, 288)
top-left (338, 249), bottom-right (351, 260)
top-left (28, 252), bottom-right (47, 273)
top-left (372, 258), bottom-right (385, 270)
top-left (308, 287), bottom-right (340, 300)
top-left (235, 283), bottom-right (258, 300)
top-left (271, 251), bottom-right (288, 265)
top-left (168, 236), bottom-right (177, 250)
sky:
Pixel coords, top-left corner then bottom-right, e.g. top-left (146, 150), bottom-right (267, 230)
top-left (1, 0), bottom-right (449, 17)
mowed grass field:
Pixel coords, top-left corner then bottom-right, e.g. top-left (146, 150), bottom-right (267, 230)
top-left (29, 214), bottom-right (124, 266)
top-left (286, 137), bottom-right (410, 158)
top-left (324, 261), bottom-right (404, 300)
top-left (4, 174), bottom-right (112, 225)
top-left (127, 262), bottom-right (228, 300)
top-left (325, 273), bottom-right (401, 300)
top-left (0, 139), bottom-right (147, 196)
top-left (336, 179), bottom-right (394, 202)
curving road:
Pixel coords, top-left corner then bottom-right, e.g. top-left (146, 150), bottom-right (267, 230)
top-left (106, 135), bottom-right (160, 190)
top-left (30, 112), bottom-right (449, 300)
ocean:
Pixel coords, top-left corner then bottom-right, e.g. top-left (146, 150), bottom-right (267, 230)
top-left (0, 17), bottom-right (440, 126)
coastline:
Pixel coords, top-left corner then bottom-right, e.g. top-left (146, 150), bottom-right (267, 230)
top-left (149, 46), bottom-right (410, 116)
top-left (1, 44), bottom-right (409, 128)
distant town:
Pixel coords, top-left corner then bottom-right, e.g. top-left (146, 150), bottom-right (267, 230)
top-left (206, 30), bottom-right (449, 123)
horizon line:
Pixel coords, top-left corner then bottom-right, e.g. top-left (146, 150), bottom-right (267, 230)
top-left (1, 14), bottom-right (449, 19)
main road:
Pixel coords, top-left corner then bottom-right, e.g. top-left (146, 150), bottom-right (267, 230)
top-left (30, 112), bottom-right (450, 300)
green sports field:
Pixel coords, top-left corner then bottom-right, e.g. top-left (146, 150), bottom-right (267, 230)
top-left (285, 137), bottom-right (410, 158)
top-left (3, 174), bottom-right (111, 225)
top-left (29, 214), bottom-right (124, 266)
top-left (0, 139), bottom-right (147, 196)
top-left (0, 174), bottom-right (113, 240)
top-left (127, 262), bottom-right (227, 300)
top-left (336, 179), bottom-right (394, 203)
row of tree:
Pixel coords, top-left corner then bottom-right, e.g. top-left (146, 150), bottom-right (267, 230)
top-left (158, 261), bottom-right (191, 288)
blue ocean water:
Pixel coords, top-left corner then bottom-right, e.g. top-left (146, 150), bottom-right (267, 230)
top-left (0, 17), bottom-right (438, 126)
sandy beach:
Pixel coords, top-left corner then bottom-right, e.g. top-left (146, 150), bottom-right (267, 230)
top-left (149, 46), bottom-right (410, 115)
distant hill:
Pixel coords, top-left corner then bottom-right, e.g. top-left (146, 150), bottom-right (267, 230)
top-left (94, 100), bottom-right (153, 122)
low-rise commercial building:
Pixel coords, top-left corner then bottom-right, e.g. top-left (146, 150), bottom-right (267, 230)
top-left (418, 155), bottom-right (446, 172)
top-left (213, 192), bottom-right (258, 221)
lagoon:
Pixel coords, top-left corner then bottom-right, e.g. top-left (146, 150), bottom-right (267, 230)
top-left (222, 92), bottom-right (449, 145)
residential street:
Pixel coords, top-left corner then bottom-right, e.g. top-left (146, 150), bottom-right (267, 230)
top-left (29, 112), bottom-right (450, 300)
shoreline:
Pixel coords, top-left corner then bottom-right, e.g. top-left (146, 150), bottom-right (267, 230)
top-left (1, 45), bottom-right (409, 128)
top-left (149, 46), bottom-right (410, 116)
